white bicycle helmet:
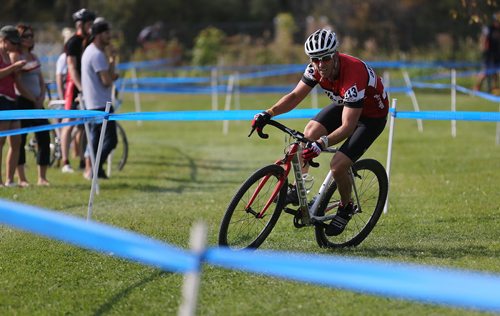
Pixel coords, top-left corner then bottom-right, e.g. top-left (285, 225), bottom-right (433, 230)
top-left (304, 29), bottom-right (339, 57)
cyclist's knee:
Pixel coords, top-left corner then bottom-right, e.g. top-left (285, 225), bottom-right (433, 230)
top-left (304, 120), bottom-right (327, 139)
top-left (330, 152), bottom-right (352, 176)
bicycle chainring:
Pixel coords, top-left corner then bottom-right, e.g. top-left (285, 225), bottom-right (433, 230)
top-left (293, 212), bottom-right (306, 228)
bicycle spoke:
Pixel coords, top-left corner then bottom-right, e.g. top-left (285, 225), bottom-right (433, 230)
top-left (219, 165), bottom-right (286, 249)
top-left (315, 159), bottom-right (387, 248)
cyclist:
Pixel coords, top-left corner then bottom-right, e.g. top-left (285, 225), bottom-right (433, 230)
top-left (252, 29), bottom-right (388, 236)
top-left (60, 8), bottom-right (95, 173)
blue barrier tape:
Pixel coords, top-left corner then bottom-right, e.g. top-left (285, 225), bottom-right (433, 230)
top-left (465, 88), bottom-right (500, 102)
top-left (0, 109), bottom-right (105, 120)
top-left (110, 109), bottom-right (321, 121)
top-left (0, 119), bottom-right (88, 137)
top-left (1, 109), bottom-right (499, 125)
top-left (118, 84), bottom-right (414, 95)
top-left (239, 85), bottom-right (295, 93)
top-left (236, 67), bottom-right (302, 80)
top-left (408, 69), bottom-right (482, 82)
top-left (112, 109), bottom-right (500, 122)
top-left (1, 198), bottom-right (499, 312)
top-left (39, 56), bottom-right (482, 72)
top-left (412, 82), bottom-right (452, 90)
top-left (386, 86), bottom-right (413, 94)
top-left (119, 85), bottom-right (296, 94)
top-left (389, 109), bottom-right (500, 121)
top-left (114, 63), bottom-right (484, 90)
top-left (117, 76), bottom-right (211, 85)
top-left (204, 248), bottom-right (500, 312)
top-left (365, 60), bottom-right (480, 69)
top-left (0, 199), bottom-right (196, 273)
top-left (120, 85), bottom-right (227, 95)
top-left (115, 58), bottom-right (174, 71)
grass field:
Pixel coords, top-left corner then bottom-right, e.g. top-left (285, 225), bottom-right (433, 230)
top-left (0, 89), bottom-right (499, 315)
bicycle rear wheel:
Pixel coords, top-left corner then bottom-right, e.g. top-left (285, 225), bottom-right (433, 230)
top-left (218, 164), bottom-right (288, 250)
top-left (110, 122), bottom-right (128, 171)
top-left (48, 130), bottom-right (61, 167)
top-left (315, 158), bottom-right (388, 248)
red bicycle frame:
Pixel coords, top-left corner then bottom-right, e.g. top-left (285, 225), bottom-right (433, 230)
top-left (244, 142), bottom-right (301, 218)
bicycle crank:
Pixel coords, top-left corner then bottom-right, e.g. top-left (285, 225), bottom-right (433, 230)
top-left (293, 212), bottom-right (306, 228)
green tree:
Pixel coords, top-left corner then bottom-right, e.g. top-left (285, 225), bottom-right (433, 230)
top-left (191, 27), bottom-right (226, 66)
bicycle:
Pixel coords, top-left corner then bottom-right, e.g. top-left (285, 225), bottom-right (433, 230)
top-left (218, 120), bottom-right (388, 250)
top-left (25, 99), bottom-right (63, 167)
top-left (28, 86), bottom-right (129, 173)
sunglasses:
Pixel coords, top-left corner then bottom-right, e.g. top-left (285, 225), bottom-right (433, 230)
top-left (21, 34), bottom-right (34, 39)
top-left (310, 53), bottom-right (334, 63)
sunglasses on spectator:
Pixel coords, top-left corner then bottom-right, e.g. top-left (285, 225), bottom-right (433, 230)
top-left (21, 34), bottom-right (33, 39)
top-left (310, 53), bottom-right (334, 63)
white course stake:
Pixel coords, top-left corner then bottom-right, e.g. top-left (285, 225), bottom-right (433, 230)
top-left (384, 98), bottom-right (397, 214)
top-left (87, 102), bottom-right (112, 220)
top-left (178, 222), bottom-right (207, 316)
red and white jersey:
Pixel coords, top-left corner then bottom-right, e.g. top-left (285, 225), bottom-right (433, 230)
top-left (302, 53), bottom-right (388, 118)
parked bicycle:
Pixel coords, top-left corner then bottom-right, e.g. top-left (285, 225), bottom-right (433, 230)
top-left (218, 120), bottom-right (388, 250)
top-left (27, 86), bottom-right (128, 173)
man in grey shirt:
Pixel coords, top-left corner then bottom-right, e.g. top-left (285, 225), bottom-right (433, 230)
top-left (81, 19), bottom-right (117, 179)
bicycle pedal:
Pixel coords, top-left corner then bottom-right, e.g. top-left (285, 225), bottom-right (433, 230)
top-left (310, 217), bottom-right (328, 229)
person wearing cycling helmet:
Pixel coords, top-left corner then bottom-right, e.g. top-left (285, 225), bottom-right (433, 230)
top-left (60, 8), bottom-right (96, 174)
top-left (252, 28), bottom-right (388, 236)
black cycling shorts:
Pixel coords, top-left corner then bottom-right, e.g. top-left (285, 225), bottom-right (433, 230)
top-left (312, 104), bottom-right (386, 162)
top-left (0, 96), bottom-right (16, 111)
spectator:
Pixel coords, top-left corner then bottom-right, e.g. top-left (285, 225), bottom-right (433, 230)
top-left (60, 8), bottom-right (95, 174)
top-left (475, 12), bottom-right (500, 92)
top-left (137, 21), bottom-right (163, 47)
top-left (81, 19), bottom-right (117, 179)
top-left (55, 27), bottom-right (74, 100)
top-left (0, 25), bottom-right (25, 187)
top-left (53, 27), bottom-right (78, 164)
top-left (9, 24), bottom-right (50, 187)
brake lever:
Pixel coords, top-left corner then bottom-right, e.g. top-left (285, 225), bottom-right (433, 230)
top-left (302, 159), bottom-right (320, 168)
top-left (309, 160), bottom-right (320, 168)
top-left (248, 126), bottom-right (269, 139)
top-left (248, 127), bottom-right (256, 137)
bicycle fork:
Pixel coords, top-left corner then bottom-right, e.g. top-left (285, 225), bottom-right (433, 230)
top-left (244, 171), bottom-right (287, 219)
top-left (244, 143), bottom-right (299, 219)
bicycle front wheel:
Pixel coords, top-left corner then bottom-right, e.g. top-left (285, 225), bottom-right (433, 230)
top-left (315, 158), bottom-right (388, 248)
top-left (218, 164), bottom-right (288, 250)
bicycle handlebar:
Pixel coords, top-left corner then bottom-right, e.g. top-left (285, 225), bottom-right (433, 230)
top-left (249, 120), bottom-right (320, 168)
top-left (249, 120), bottom-right (309, 142)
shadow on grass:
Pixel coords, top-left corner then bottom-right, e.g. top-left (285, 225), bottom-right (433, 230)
top-left (102, 175), bottom-right (241, 193)
top-left (104, 146), bottom-right (252, 193)
top-left (335, 244), bottom-right (500, 261)
top-left (92, 270), bottom-right (170, 316)
top-left (132, 157), bottom-right (254, 172)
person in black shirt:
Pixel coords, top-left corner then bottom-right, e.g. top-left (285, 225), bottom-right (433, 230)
top-left (475, 12), bottom-right (500, 92)
top-left (60, 8), bottom-right (95, 173)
